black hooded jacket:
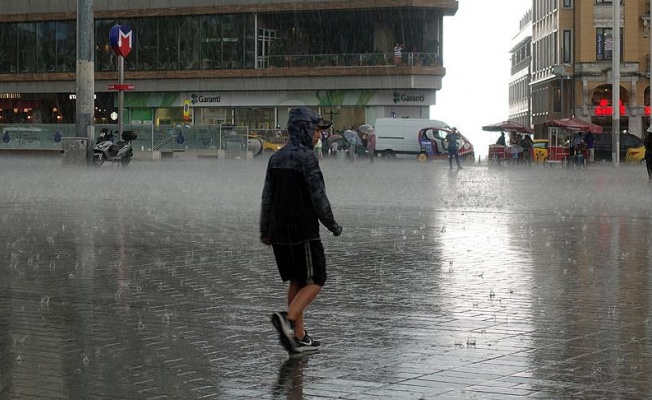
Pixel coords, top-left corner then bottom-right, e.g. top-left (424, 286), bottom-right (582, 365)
top-left (259, 108), bottom-right (339, 245)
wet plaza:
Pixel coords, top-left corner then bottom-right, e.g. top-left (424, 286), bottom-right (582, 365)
top-left (2, 155), bottom-right (652, 399)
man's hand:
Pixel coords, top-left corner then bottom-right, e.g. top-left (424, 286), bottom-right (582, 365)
top-left (332, 225), bottom-right (343, 237)
top-left (260, 237), bottom-right (271, 245)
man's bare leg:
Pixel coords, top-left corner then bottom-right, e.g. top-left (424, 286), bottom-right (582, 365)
top-left (287, 280), bottom-right (321, 340)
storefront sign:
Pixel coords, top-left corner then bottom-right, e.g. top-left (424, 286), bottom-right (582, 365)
top-left (392, 92), bottom-right (426, 104)
top-left (69, 94), bottom-right (97, 100)
top-left (190, 93), bottom-right (221, 105)
top-left (125, 90), bottom-right (435, 108)
top-left (595, 99), bottom-right (625, 116)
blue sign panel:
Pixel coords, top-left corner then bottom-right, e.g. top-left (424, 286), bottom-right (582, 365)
top-left (109, 25), bottom-right (134, 57)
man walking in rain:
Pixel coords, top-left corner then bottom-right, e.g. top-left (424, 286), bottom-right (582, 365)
top-left (260, 107), bottom-right (343, 354)
top-left (447, 128), bottom-right (463, 170)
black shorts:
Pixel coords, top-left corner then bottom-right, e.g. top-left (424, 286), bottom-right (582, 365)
top-left (272, 240), bottom-right (327, 286)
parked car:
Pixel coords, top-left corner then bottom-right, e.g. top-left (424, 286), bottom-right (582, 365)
top-left (374, 118), bottom-right (475, 162)
top-left (593, 133), bottom-right (645, 162)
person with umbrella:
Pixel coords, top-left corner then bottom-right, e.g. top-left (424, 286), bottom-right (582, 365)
top-left (343, 129), bottom-right (362, 163)
top-left (358, 124), bottom-right (376, 163)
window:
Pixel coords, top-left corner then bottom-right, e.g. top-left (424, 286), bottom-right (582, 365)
top-left (36, 22), bottom-right (56, 73)
top-left (17, 23), bottom-right (37, 73)
top-left (553, 87), bottom-right (561, 113)
top-left (0, 23), bottom-right (18, 73)
top-left (596, 28), bottom-right (622, 60)
top-left (563, 0), bottom-right (572, 7)
top-left (56, 21), bottom-right (75, 72)
top-left (158, 17), bottom-right (178, 70)
top-left (95, 20), bottom-right (117, 72)
top-left (137, 18), bottom-right (157, 71)
top-left (563, 30), bottom-right (572, 63)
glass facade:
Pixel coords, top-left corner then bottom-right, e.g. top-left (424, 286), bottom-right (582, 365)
top-left (94, 14), bottom-right (255, 72)
top-left (0, 9), bottom-right (441, 74)
top-left (0, 21), bottom-right (75, 73)
top-left (0, 7), bottom-right (445, 130)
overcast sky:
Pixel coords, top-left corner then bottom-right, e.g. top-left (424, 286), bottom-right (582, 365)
top-left (430, 0), bottom-right (531, 156)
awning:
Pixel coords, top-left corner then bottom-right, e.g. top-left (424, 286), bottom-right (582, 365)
top-left (544, 116), bottom-right (603, 134)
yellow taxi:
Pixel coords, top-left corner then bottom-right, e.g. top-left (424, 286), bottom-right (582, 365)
top-left (262, 135), bottom-right (289, 152)
top-left (625, 146), bottom-right (646, 163)
top-left (532, 139), bottom-right (549, 164)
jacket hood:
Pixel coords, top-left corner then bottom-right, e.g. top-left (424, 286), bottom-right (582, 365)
top-left (287, 107), bottom-right (322, 149)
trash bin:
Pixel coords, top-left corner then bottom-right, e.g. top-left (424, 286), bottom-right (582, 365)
top-left (61, 137), bottom-right (88, 166)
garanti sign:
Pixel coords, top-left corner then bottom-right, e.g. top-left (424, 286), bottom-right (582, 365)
top-left (392, 91), bottom-right (426, 104)
top-left (190, 93), bottom-right (221, 105)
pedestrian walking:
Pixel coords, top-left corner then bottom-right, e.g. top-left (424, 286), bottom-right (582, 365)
top-left (447, 128), bottom-right (463, 169)
top-left (645, 128), bottom-right (652, 180)
top-left (260, 107), bottom-right (343, 354)
top-left (367, 128), bottom-right (376, 163)
top-left (520, 134), bottom-right (533, 166)
top-left (585, 131), bottom-right (595, 163)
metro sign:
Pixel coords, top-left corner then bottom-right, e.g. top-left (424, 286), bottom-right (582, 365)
top-left (109, 25), bottom-right (134, 58)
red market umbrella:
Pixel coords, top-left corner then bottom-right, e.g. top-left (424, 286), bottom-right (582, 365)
top-left (482, 121), bottom-right (533, 133)
top-left (544, 116), bottom-right (603, 134)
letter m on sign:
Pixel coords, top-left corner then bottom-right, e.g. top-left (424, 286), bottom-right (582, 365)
top-left (109, 25), bottom-right (134, 58)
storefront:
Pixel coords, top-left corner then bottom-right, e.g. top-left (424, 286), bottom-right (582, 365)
top-left (122, 89), bottom-right (435, 130)
top-left (0, 92), bottom-right (116, 124)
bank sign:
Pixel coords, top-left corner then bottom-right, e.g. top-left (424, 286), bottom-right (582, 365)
top-left (190, 93), bottom-right (221, 105)
top-left (392, 91), bottom-right (426, 104)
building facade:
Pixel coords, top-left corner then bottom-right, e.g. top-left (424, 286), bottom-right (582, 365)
top-left (0, 0), bottom-right (458, 132)
top-left (509, 10), bottom-right (533, 127)
top-left (529, 0), bottom-right (651, 138)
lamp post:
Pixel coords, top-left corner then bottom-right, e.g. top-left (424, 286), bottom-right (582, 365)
top-left (612, 0), bottom-right (620, 167)
top-left (76, 0), bottom-right (94, 162)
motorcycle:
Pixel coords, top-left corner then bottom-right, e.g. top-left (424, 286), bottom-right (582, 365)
top-left (93, 129), bottom-right (137, 166)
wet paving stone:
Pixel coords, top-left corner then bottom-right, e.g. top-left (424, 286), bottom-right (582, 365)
top-left (1, 157), bottom-right (652, 399)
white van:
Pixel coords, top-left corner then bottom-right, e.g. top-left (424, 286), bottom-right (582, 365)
top-left (373, 118), bottom-right (451, 158)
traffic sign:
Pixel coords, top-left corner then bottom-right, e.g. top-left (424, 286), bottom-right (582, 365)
top-left (108, 84), bottom-right (135, 91)
top-left (109, 25), bottom-right (134, 58)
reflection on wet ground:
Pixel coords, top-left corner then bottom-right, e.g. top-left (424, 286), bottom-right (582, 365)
top-left (1, 157), bottom-right (652, 399)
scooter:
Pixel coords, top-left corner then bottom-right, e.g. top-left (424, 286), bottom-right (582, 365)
top-left (93, 129), bottom-right (137, 166)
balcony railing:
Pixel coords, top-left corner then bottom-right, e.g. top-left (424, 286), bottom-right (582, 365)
top-left (264, 52), bottom-right (441, 69)
top-left (1, 51), bottom-right (442, 75)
